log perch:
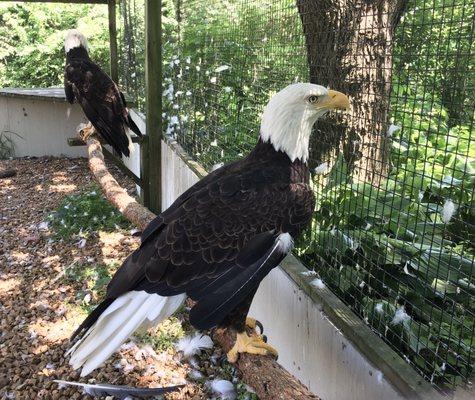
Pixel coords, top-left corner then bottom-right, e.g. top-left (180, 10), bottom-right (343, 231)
top-left (79, 127), bottom-right (319, 400)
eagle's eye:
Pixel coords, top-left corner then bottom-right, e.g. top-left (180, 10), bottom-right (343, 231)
top-left (307, 95), bottom-right (319, 104)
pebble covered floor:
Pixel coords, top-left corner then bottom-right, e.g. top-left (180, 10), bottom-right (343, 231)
top-left (0, 157), bottom-right (254, 400)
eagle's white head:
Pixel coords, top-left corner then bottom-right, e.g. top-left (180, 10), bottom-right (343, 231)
top-left (260, 83), bottom-right (350, 162)
top-left (64, 29), bottom-right (89, 53)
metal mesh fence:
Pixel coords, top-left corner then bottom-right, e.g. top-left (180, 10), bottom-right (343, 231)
top-left (157, 0), bottom-right (474, 392)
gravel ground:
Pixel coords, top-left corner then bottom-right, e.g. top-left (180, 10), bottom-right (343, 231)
top-left (0, 157), bottom-right (246, 400)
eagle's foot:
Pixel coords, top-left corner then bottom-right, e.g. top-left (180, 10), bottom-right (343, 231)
top-left (78, 122), bottom-right (95, 142)
top-left (245, 317), bottom-right (264, 335)
top-left (227, 331), bottom-right (278, 363)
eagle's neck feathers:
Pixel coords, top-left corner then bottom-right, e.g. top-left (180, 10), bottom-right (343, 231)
top-left (66, 46), bottom-right (90, 62)
top-left (260, 96), bottom-right (320, 163)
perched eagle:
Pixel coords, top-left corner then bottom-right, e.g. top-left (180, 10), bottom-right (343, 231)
top-left (68, 83), bottom-right (350, 376)
top-left (63, 29), bottom-right (142, 157)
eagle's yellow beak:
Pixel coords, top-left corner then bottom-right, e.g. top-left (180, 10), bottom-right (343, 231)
top-left (317, 90), bottom-right (350, 111)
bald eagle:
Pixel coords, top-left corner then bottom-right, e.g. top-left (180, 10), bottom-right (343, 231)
top-left (68, 83), bottom-right (350, 376)
top-left (64, 30), bottom-right (142, 157)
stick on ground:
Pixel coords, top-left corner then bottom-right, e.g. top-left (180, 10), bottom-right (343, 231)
top-left (79, 128), bottom-right (319, 400)
top-left (0, 169), bottom-right (16, 179)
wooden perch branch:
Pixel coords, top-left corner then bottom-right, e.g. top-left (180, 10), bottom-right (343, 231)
top-left (82, 134), bottom-right (155, 231)
top-left (79, 127), bottom-right (318, 400)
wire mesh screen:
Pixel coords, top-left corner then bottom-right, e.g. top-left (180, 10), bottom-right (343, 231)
top-left (118, 0), bottom-right (146, 112)
top-left (161, 0), bottom-right (474, 391)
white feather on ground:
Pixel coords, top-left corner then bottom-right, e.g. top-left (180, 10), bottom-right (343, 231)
top-left (208, 379), bottom-right (236, 400)
top-left (68, 291), bottom-right (185, 376)
top-left (176, 333), bottom-right (214, 359)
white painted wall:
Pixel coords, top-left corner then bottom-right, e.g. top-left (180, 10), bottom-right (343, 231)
top-left (0, 95), bottom-right (87, 158)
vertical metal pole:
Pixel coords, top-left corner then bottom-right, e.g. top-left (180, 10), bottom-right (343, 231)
top-left (108, 0), bottom-right (119, 83)
top-left (144, 0), bottom-right (162, 213)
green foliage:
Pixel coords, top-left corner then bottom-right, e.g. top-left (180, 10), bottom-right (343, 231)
top-left (161, 0), bottom-right (307, 168)
top-left (0, 2), bottom-right (110, 88)
top-left (48, 184), bottom-right (131, 239)
top-left (135, 316), bottom-right (186, 352)
top-left (64, 260), bottom-right (115, 313)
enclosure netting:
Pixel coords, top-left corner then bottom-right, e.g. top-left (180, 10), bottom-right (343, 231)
top-left (121, 0), bottom-right (474, 392)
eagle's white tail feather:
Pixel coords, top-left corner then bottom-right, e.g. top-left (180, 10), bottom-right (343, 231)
top-left (69, 291), bottom-right (185, 376)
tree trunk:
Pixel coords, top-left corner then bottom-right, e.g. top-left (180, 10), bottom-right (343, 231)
top-left (297, 0), bottom-right (407, 184)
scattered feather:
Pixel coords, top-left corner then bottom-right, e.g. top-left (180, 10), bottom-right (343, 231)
top-left (386, 124), bottom-right (401, 137)
top-left (130, 228), bottom-right (141, 236)
top-left (310, 278), bottom-right (325, 289)
top-left (188, 369), bottom-right (204, 381)
top-left (77, 238), bottom-right (86, 249)
top-left (83, 293), bottom-right (91, 304)
top-left (212, 162), bottom-right (224, 171)
top-left (209, 379), bottom-right (236, 400)
top-left (391, 307), bottom-right (411, 326)
top-left (38, 222), bottom-right (49, 231)
top-left (176, 333), bottom-right (214, 358)
top-left (314, 162), bottom-right (329, 175)
top-left (441, 199), bottom-right (456, 223)
top-left (210, 77), bottom-right (217, 84)
top-left (53, 380), bottom-right (183, 400)
top-left (210, 139), bottom-right (218, 147)
top-left (121, 341), bottom-right (137, 351)
top-left (215, 65), bottom-right (230, 73)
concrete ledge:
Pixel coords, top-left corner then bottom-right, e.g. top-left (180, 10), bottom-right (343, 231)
top-left (0, 87), bottom-right (135, 107)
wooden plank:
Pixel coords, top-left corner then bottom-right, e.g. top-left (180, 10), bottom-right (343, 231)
top-left (144, 0), bottom-right (162, 213)
top-left (1, 0), bottom-right (108, 3)
top-left (140, 135), bottom-right (150, 207)
top-left (107, 0), bottom-right (119, 83)
top-left (67, 136), bottom-right (141, 146)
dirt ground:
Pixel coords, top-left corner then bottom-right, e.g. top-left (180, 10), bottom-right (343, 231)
top-left (0, 157), bottom-right (245, 400)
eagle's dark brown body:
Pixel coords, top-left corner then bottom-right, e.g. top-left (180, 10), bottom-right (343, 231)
top-left (64, 47), bottom-right (141, 157)
top-left (73, 140), bottom-right (315, 338)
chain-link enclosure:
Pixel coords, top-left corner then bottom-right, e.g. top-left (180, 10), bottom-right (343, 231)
top-left (157, 0), bottom-right (474, 391)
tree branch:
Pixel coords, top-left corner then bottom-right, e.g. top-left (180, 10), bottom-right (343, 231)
top-left (79, 128), bottom-right (319, 400)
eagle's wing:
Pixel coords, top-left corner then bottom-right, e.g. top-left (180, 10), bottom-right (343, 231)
top-left (64, 60), bottom-right (131, 156)
top-left (106, 164), bottom-right (314, 329)
top-left (64, 75), bottom-right (76, 104)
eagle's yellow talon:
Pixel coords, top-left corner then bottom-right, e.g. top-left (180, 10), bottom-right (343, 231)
top-left (246, 317), bottom-right (264, 335)
top-left (246, 317), bottom-right (257, 330)
top-left (227, 331), bottom-right (278, 363)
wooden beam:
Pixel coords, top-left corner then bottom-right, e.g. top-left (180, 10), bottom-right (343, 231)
top-left (144, 0), bottom-right (162, 214)
top-left (0, 0), bottom-right (108, 3)
top-left (68, 136), bottom-right (142, 146)
top-left (108, 0), bottom-right (119, 83)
